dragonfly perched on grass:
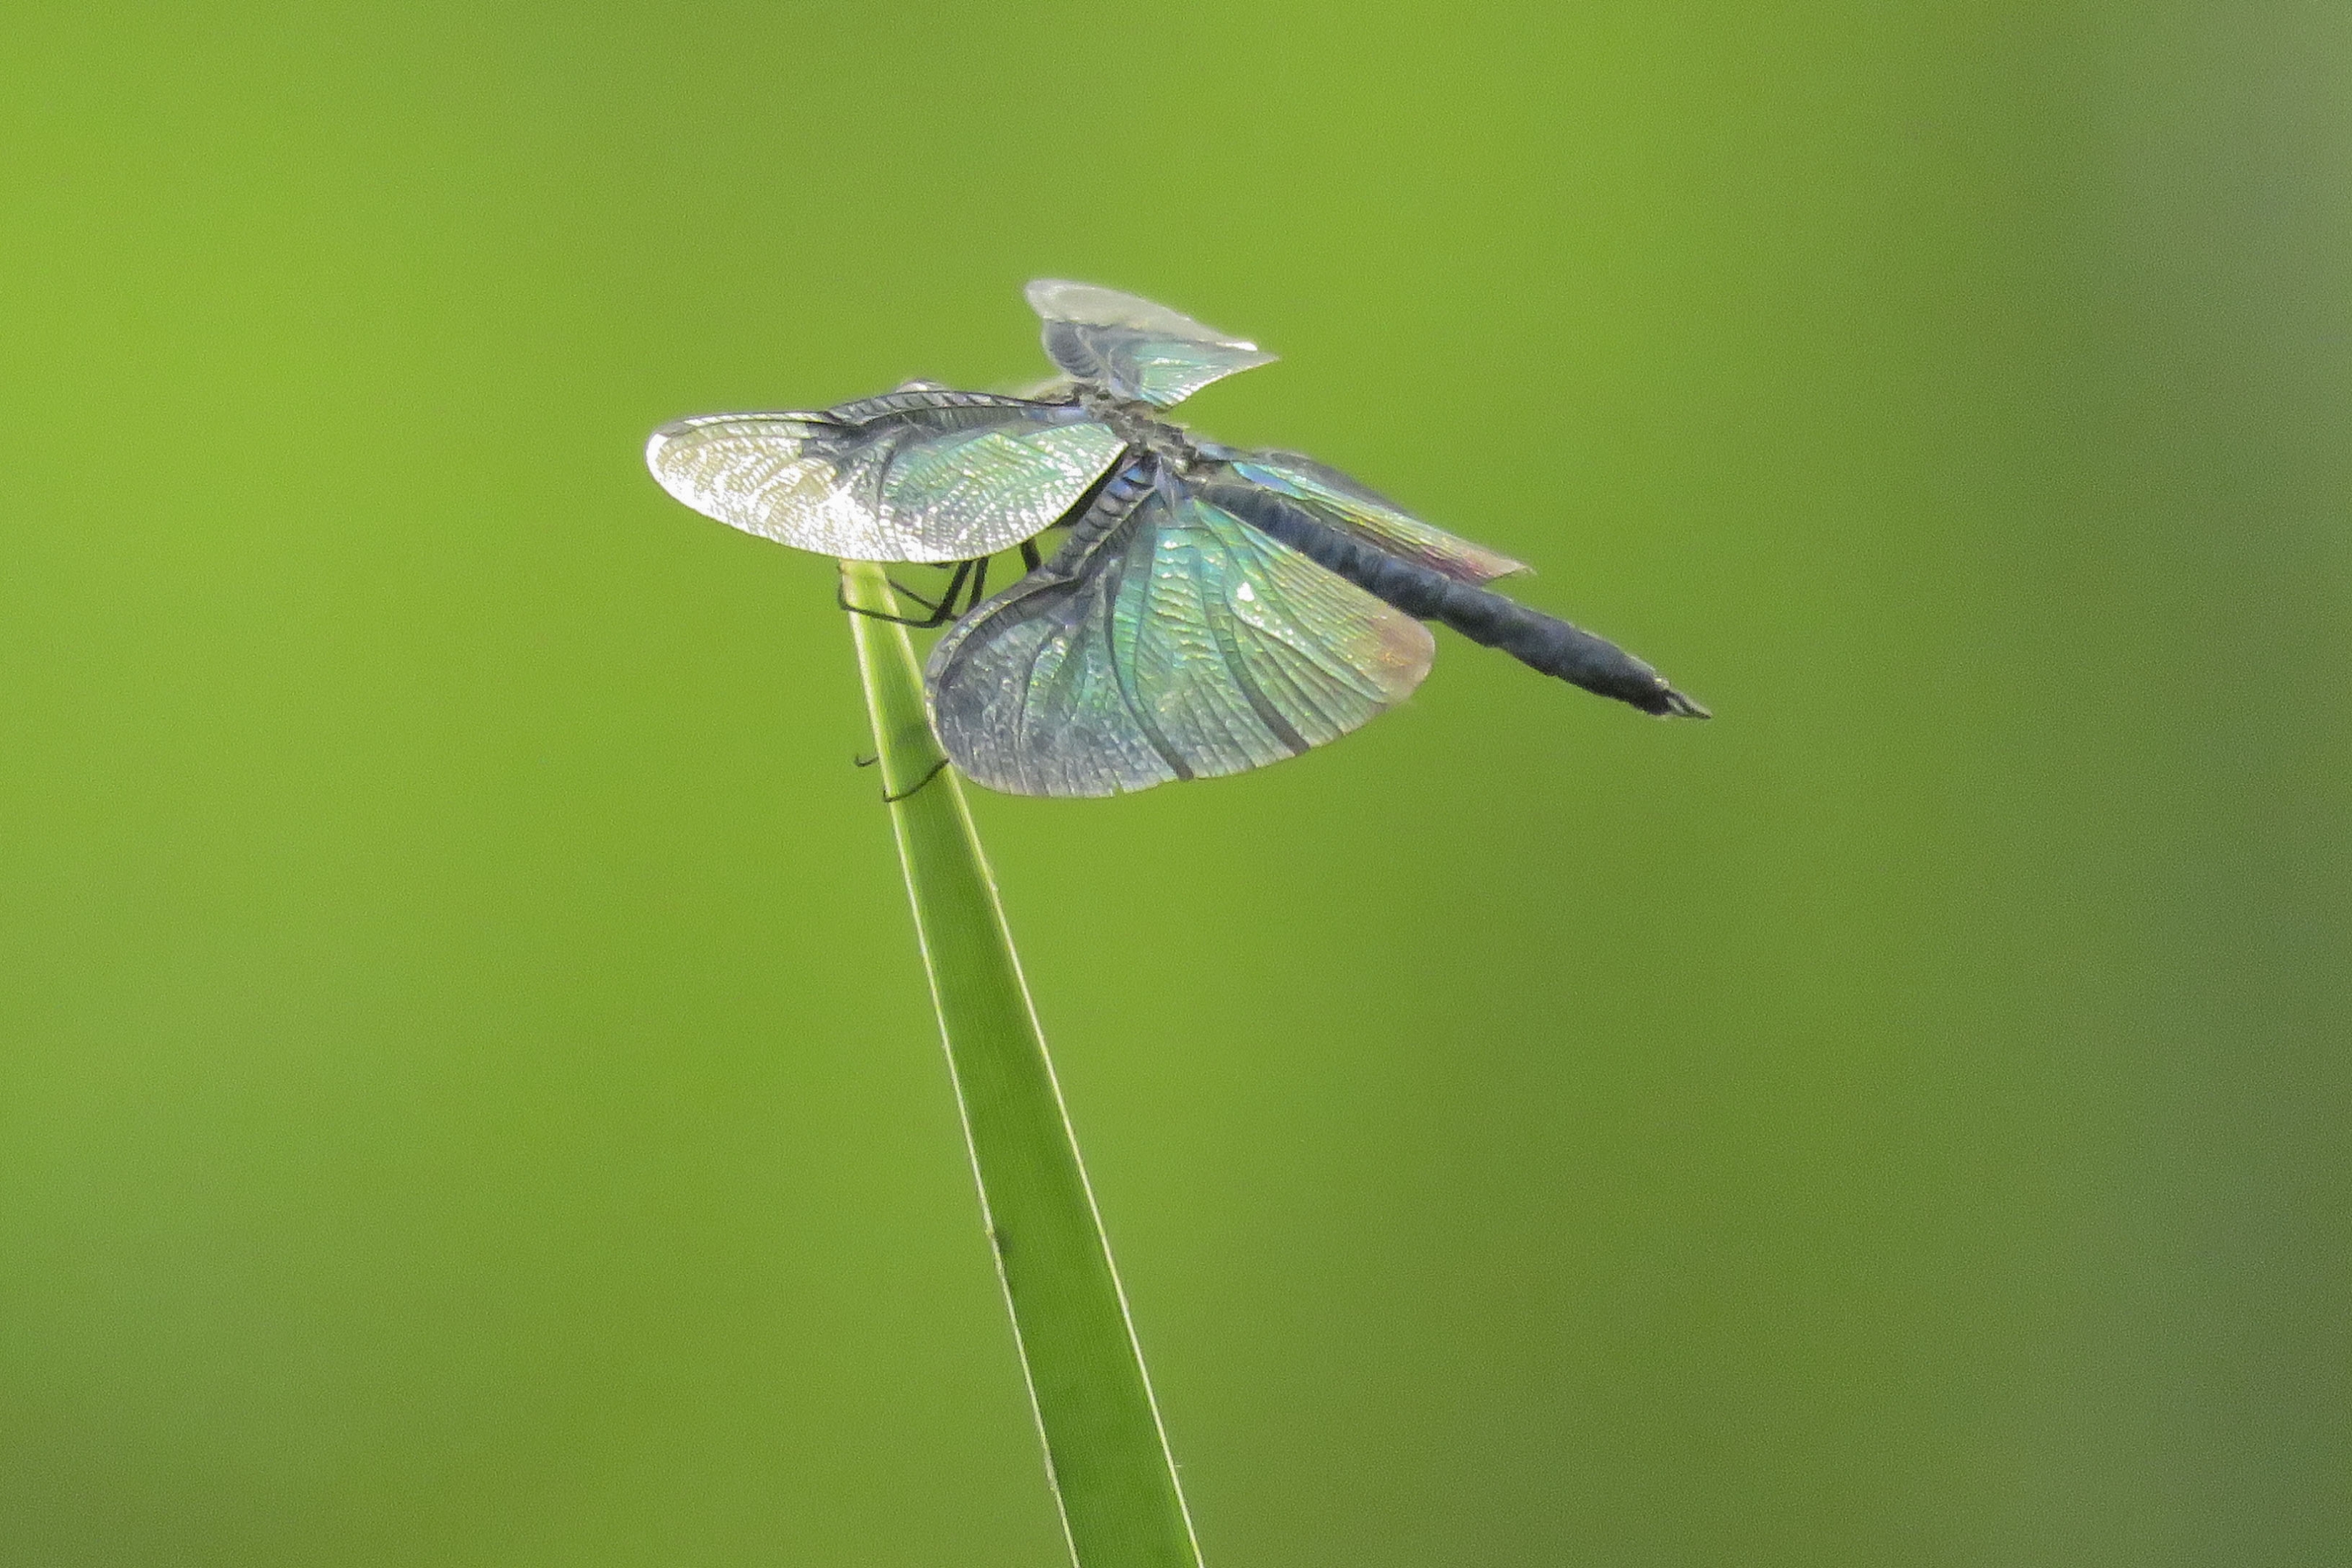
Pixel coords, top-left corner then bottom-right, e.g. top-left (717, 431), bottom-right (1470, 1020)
top-left (646, 281), bottom-right (1707, 797)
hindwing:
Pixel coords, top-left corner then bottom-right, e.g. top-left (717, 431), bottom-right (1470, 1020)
top-left (926, 460), bottom-right (1433, 796)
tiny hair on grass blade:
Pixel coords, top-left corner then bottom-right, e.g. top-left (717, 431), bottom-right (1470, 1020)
top-left (840, 559), bottom-right (1204, 1568)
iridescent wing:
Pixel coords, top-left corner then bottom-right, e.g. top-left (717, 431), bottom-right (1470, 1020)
top-left (645, 388), bottom-right (1127, 563)
top-left (926, 460), bottom-right (1434, 797)
top-left (1026, 280), bottom-right (1278, 408)
top-left (1214, 449), bottom-right (1530, 584)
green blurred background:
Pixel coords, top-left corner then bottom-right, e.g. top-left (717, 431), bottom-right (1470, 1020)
top-left (3, 3), bottom-right (2344, 1564)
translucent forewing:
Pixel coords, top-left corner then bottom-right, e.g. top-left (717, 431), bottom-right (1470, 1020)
top-left (1220, 452), bottom-right (1529, 584)
top-left (646, 389), bottom-right (1125, 563)
top-left (1026, 281), bottom-right (1278, 408)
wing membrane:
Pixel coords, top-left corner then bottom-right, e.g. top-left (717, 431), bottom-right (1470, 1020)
top-left (645, 389), bottom-right (1125, 562)
top-left (926, 461), bottom-right (1434, 797)
top-left (1026, 280), bottom-right (1277, 408)
top-left (1221, 451), bottom-right (1528, 584)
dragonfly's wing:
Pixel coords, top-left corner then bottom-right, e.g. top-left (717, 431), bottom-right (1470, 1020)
top-left (1216, 450), bottom-right (1529, 583)
top-left (646, 388), bottom-right (1127, 563)
top-left (1026, 280), bottom-right (1277, 408)
top-left (926, 461), bottom-right (1434, 797)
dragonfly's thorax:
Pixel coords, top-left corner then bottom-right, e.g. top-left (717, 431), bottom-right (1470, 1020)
top-left (1075, 387), bottom-right (1204, 473)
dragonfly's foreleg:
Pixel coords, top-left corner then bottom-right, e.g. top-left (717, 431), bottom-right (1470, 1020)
top-left (886, 558), bottom-right (973, 618)
top-left (889, 557), bottom-right (979, 612)
top-left (841, 546), bottom-right (1020, 630)
top-left (1021, 538), bottom-right (1042, 572)
top-left (841, 559), bottom-right (975, 628)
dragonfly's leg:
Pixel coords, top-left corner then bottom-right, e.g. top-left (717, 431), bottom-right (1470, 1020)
top-left (881, 756), bottom-right (950, 804)
top-left (1020, 539), bottom-right (1042, 572)
top-left (838, 584), bottom-right (959, 628)
top-left (844, 560), bottom-right (973, 628)
top-left (889, 557), bottom-right (976, 612)
top-left (966, 557), bottom-right (988, 609)
top-left (885, 560), bottom-right (973, 617)
top-left (837, 581), bottom-right (943, 627)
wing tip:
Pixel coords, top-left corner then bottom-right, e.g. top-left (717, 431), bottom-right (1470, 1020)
top-left (1024, 277), bottom-right (1075, 312)
top-left (643, 422), bottom-right (686, 492)
top-left (1024, 277), bottom-right (1260, 350)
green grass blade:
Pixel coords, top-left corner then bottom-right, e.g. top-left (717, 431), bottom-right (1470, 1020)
top-left (840, 560), bottom-right (1204, 1568)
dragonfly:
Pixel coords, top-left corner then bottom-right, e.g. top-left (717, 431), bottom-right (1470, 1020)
top-left (645, 281), bottom-right (1707, 798)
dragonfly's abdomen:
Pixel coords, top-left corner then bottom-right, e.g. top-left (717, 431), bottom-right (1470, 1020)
top-left (1215, 483), bottom-right (1708, 719)
top-left (1040, 454), bottom-right (1157, 573)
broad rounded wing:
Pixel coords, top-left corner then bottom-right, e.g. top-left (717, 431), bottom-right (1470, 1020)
top-left (926, 461), bottom-right (1434, 797)
top-left (1026, 280), bottom-right (1278, 408)
top-left (1217, 450), bottom-right (1529, 584)
top-left (645, 388), bottom-right (1126, 563)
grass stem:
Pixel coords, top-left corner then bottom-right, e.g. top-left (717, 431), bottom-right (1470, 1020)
top-left (841, 560), bottom-right (1204, 1568)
